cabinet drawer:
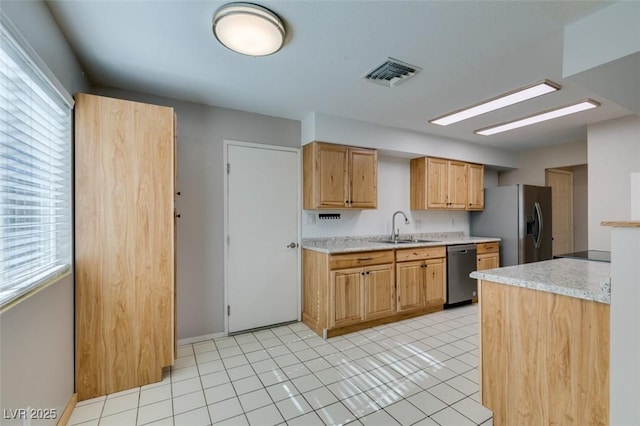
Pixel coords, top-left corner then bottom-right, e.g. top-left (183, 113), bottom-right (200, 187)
top-left (395, 246), bottom-right (446, 262)
top-left (330, 250), bottom-right (394, 269)
top-left (477, 242), bottom-right (499, 254)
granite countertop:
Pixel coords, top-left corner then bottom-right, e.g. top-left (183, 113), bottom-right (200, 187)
top-left (470, 258), bottom-right (611, 304)
top-left (302, 232), bottom-right (500, 254)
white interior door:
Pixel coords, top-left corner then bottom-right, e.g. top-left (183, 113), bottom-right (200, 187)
top-left (227, 143), bottom-right (299, 334)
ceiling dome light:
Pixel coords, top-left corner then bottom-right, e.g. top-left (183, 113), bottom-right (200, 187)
top-left (213, 2), bottom-right (286, 56)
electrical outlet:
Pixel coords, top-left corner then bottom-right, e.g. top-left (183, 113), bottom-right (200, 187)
top-left (415, 219), bottom-right (422, 229)
top-left (451, 218), bottom-right (455, 227)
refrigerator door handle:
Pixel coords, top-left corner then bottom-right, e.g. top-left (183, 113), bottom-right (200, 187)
top-left (533, 202), bottom-right (544, 249)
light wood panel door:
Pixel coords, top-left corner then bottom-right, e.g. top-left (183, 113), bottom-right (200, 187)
top-left (364, 264), bottom-right (395, 320)
top-left (316, 143), bottom-right (348, 208)
top-left (427, 157), bottom-right (449, 208)
top-left (396, 261), bottom-right (425, 312)
top-left (467, 163), bottom-right (484, 210)
top-left (447, 160), bottom-right (468, 209)
top-left (330, 268), bottom-right (364, 327)
top-left (75, 94), bottom-right (175, 401)
top-left (349, 148), bottom-right (377, 208)
top-left (477, 253), bottom-right (499, 270)
top-left (546, 168), bottom-right (574, 256)
top-left (425, 259), bottom-right (446, 306)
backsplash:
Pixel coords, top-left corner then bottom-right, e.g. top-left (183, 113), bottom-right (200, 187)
top-left (302, 208), bottom-right (469, 238)
top-left (301, 155), bottom-right (470, 238)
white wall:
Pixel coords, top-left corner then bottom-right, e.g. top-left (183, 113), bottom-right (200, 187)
top-left (304, 112), bottom-right (519, 169)
top-left (302, 155), bottom-right (469, 238)
top-left (1, 1), bottom-right (90, 424)
top-left (93, 86), bottom-right (301, 340)
top-left (498, 140), bottom-right (587, 186)
top-left (588, 115), bottom-right (640, 250)
top-left (498, 141), bottom-right (590, 251)
top-left (573, 165), bottom-right (589, 251)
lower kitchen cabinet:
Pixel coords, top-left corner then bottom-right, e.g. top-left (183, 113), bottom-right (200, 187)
top-left (304, 249), bottom-right (395, 337)
top-left (424, 258), bottom-right (446, 306)
top-left (331, 264), bottom-right (394, 327)
top-left (477, 242), bottom-right (500, 270)
top-left (331, 267), bottom-right (364, 327)
top-left (396, 261), bottom-right (425, 312)
top-left (302, 246), bottom-right (449, 338)
top-left (396, 246), bottom-right (447, 311)
top-left (363, 264), bottom-right (396, 320)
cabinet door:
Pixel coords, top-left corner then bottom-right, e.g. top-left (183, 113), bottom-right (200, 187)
top-left (330, 268), bottom-right (364, 327)
top-left (425, 258), bottom-right (446, 306)
top-left (426, 158), bottom-right (449, 209)
top-left (477, 253), bottom-right (499, 270)
top-left (467, 163), bottom-right (484, 210)
top-left (75, 94), bottom-right (175, 400)
top-left (349, 148), bottom-right (377, 208)
top-left (448, 160), bottom-right (468, 209)
top-left (316, 143), bottom-right (349, 208)
top-left (364, 264), bottom-right (395, 320)
top-left (396, 261), bottom-right (425, 312)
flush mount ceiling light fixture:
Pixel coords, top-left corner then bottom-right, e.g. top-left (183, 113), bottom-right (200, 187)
top-left (212, 2), bottom-right (286, 56)
top-left (430, 80), bottom-right (561, 126)
top-left (475, 99), bottom-right (600, 136)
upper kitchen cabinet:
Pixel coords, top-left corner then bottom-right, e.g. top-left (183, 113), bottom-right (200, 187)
top-left (74, 94), bottom-right (176, 400)
top-left (303, 141), bottom-right (377, 209)
top-left (467, 163), bottom-right (485, 210)
top-left (410, 156), bottom-right (484, 211)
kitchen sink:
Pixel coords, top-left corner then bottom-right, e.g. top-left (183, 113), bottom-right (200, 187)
top-left (374, 239), bottom-right (441, 244)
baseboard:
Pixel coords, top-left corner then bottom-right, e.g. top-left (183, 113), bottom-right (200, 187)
top-left (57, 393), bottom-right (77, 426)
top-left (177, 332), bottom-right (225, 346)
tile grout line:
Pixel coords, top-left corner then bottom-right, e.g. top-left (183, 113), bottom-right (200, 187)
top-left (89, 304), bottom-right (490, 426)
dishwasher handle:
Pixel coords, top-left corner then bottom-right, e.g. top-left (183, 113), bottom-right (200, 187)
top-left (447, 244), bottom-right (477, 254)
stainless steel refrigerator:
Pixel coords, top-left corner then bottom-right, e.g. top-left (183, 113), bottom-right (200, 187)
top-left (470, 184), bottom-right (552, 266)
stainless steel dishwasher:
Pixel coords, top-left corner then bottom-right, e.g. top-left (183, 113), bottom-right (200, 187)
top-left (446, 244), bottom-right (478, 307)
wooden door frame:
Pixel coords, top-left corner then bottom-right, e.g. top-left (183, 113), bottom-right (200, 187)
top-left (223, 140), bottom-right (302, 336)
top-left (546, 168), bottom-right (574, 255)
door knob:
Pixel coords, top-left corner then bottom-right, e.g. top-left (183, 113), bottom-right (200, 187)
top-left (286, 242), bottom-right (298, 248)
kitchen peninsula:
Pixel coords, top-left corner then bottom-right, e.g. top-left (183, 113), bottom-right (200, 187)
top-left (471, 258), bottom-right (611, 425)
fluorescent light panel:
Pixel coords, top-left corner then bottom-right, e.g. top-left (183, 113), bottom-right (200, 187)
top-left (475, 99), bottom-right (600, 136)
top-left (430, 80), bottom-right (561, 126)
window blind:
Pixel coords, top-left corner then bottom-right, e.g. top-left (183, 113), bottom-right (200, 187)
top-left (0, 17), bottom-right (72, 307)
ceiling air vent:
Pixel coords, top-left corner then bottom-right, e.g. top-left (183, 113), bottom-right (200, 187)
top-left (364, 58), bottom-right (421, 87)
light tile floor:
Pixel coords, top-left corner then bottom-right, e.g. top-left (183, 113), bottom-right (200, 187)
top-left (69, 304), bottom-right (492, 426)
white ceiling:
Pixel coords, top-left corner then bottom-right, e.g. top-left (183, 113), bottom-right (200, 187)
top-left (46, 0), bottom-right (636, 151)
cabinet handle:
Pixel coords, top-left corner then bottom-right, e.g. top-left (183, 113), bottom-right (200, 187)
top-left (177, 191), bottom-right (181, 196)
top-left (175, 213), bottom-right (181, 218)
top-left (361, 272), bottom-right (365, 276)
top-left (366, 271), bottom-right (370, 275)
top-left (358, 257), bottom-right (374, 261)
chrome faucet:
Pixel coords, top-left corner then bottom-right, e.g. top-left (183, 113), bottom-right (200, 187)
top-left (391, 210), bottom-right (410, 242)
